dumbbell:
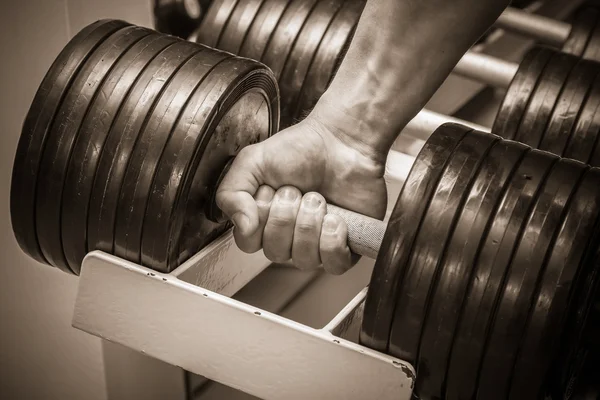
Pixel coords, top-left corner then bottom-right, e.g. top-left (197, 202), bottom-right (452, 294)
top-left (495, 5), bottom-right (600, 61)
top-left (154, 0), bottom-right (205, 39)
top-left (11, 20), bottom-right (600, 400)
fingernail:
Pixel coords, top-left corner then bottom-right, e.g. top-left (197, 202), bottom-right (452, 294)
top-left (279, 187), bottom-right (298, 204)
top-left (322, 215), bottom-right (338, 234)
top-left (304, 194), bottom-right (322, 210)
top-left (232, 212), bottom-right (249, 233)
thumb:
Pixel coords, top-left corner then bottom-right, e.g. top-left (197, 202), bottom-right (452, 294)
top-left (215, 154), bottom-right (261, 237)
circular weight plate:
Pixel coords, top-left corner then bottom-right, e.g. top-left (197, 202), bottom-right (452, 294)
top-left (35, 24), bottom-right (140, 272)
top-left (154, 0), bottom-right (203, 38)
top-left (515, 51), bottom-right (578, 148)
top-left (445, 146), bottom-right (550, 400)
top-left (477, 150), bottom-right (569, 400)
top-left (236, 0), bottom-right (290, 62)
top-left (10, 19), bottom-right (127, 265)
top-left (585, 89), bottom-right (600, 168)
top-left (278, 0), bottom-right (344, 127)
top-left (389, 130), bottom-right (497, 369)
top-left (113, 45), bottom-right (208, 264)
top-left (583, 17), bottom-right (600, 63)
top-left (87, 40), bottom-right (198, 257)
top-left (540, 59), bottom-right (599, 158)
top-left (417, 138), bottom-right (523, 399)
top-left (217, 0), bottom-right (266, 54)
top-left (261, 0), bottom-right (319, 80)
top-left (141, 57), bottom-right (279, 271)
top-left (294, 0), bottom-right (364, 122)
top-left (562, 7), bottom-right (599, 57)
top-left (563, 8), bottom-right (599, 58)
top-left (193, 0), bottom-right (239, 48)
top-left (565, 70), bottom-right (600, 165)
top-left (509, 160), bottom-right (589, 400)
top-left (61, 33), bottom-right (176, 274)
top-left (492, 46), bottom-right (554, 140)
top-left (359, 124), bottom-right (470, 353)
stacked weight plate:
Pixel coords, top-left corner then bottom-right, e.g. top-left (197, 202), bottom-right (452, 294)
top-left (10, 19), bottom-right (279, 275)
top-left (492, 45), bottom-right (600, 166)
top-left (191, 0), bottom-right (365, 128)
top-left (154, 0), bottom-right (206, 39)
top-left (561, 5), bottom-right (600, 60)
top-left (360, 123), bottom-right (600, 399)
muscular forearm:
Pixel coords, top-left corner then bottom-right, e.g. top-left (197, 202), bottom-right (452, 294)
top-left (310, 0), bottom-right (510, 161)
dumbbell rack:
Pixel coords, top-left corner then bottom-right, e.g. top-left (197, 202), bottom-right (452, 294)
top-left (69, 1), bottom-right (586, 399)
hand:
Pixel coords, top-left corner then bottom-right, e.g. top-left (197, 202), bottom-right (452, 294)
top-left (215, 115), bottom-right (388, 274)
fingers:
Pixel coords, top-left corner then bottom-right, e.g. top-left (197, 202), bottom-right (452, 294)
top-left (292, 192), bottom-right (327, 270)
top-left (263, 186), bottom-right (302, 263)
top-left (320, 214), bottom-right (352, 275)
top-left (234, 185), bottom-right (275, 253)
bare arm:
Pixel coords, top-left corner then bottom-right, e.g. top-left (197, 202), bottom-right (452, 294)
top-left (311, 0), bottom-right (511, 161)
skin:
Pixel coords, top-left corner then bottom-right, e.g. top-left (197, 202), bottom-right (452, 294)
top-left (216, 0), bottom-right (511, 274)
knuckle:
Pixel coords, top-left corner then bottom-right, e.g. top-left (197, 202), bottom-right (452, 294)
top-left (267, 214), bottom-right (294, 228)
top-left (295, 221), bottom-right (318, 235)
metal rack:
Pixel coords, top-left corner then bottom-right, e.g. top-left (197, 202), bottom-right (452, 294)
top-left (68, 1), bottom-right (584, 399)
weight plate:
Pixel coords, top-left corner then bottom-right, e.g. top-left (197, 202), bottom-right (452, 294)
top-left (389, 130), bottom-right (496, 368)
top-left (261, 0), bottom-right (319, 80)
top-left (217, 0), bottom-right (265, 55)
top-left (565, 70), bottom-right (600, 165)
top-left (61, 33), bottom-right (176, 274)
top-left (477, 150), bottom-right (565, 400)
top-left (35, 24), bottom-right (138, 272)
top-left (540, 59), bottom-right (599, 158)
top-left (583, 17), bottom-right (600, 63)
top-left (154, 0), bottom-right (203, 38)
top-left (563, 8), bottom-right (599, 58)
top-left (141, 57), bottom-right (279, 271)
top-left (444, 140), bottom-right (529, 400)
top-left (236, 0), bottom-right (290, 62)
top-left (278, 0), bottom-right (343, 127)
top-left (10, 19), bottom-right (126, 265)
top-left (193, 0), bottom-right (239, 48)
top-left (509, 160), bottom-right (588, 400)
top-left (113, 44), bottom-right (206, 263)
top-left (586, 88), bottom-right (600, 167)
top-left (418, 138), bottom-right (522, 399)
top-left (294, 0), bottom-right (364, 122)
top-left (360, 124), bottom-right (469, 353)
top-left (87, 40), bottom-right (197, 256)
top-left (445, 147), bottom-right (552, 400)
top-left (515, 51), bottom-right (578, 148)
top-left (492, 46), bottom-right (553, 140)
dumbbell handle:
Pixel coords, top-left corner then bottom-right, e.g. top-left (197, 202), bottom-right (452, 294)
top-left (495, 7), bottom-right (572, 47)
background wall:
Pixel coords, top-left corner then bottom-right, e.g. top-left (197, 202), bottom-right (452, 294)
top-left (0, 2), bottom-right (153, 399)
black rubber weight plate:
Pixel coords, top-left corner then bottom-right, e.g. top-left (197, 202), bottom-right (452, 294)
top-left (61, 33), bottom-right (176, 274)
top-left (278, 0), bottom-right (344, 127)
top-left (515, 51), bottom-right (578, 148)
top-left (35, 23), bottom-right (136, 272)
top-left (141, 57), bottom-right (279, 272)
top-left (236, 0), bottom-right (290, 62)
top-left (582, 10), bottom-right (600, 63)
top-left (509, 160), bottom-right (589, 400)
top-left (87, 40), bottom-right (197, 257)
top-left (564, 68), bottom-right (600, 165)
top-left (585, 81), bottom-right (600, 167)
top-left (359, 124), bottom-right (470, 353)
top-left (417, 137), bottom-right (522, 400)
top-left (563, 8), bottom-right (599, 58)
top-left (113, 44), bottom-right (206, 263)
top-left (217, 0), bottom-right (266, 54)
top-left (261, 0), bottom-right (319, 80)
top-left (492, 46), bottom-right (554, 140)
top-left (389, 130), bottom-right (497, 370)
top-left (56, 26), bottom-right (152, 272)
top-left (294, 0), bottom-right (364, 122)
top-left (477, 150), bottom-right (564, 400)
top-left (154, 0), bottom-right (203, 38)
top-left (10, 19), bottom-right (127, 266)
top-left (444, 140), bottom-right (529, 400)
top-left (540, 59), bottom-right (599, 158)
top-left (193, 0), bottom-right (239, 48)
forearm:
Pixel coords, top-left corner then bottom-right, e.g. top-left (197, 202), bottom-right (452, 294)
top-left (310, 0), bottom-right (510, 160)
